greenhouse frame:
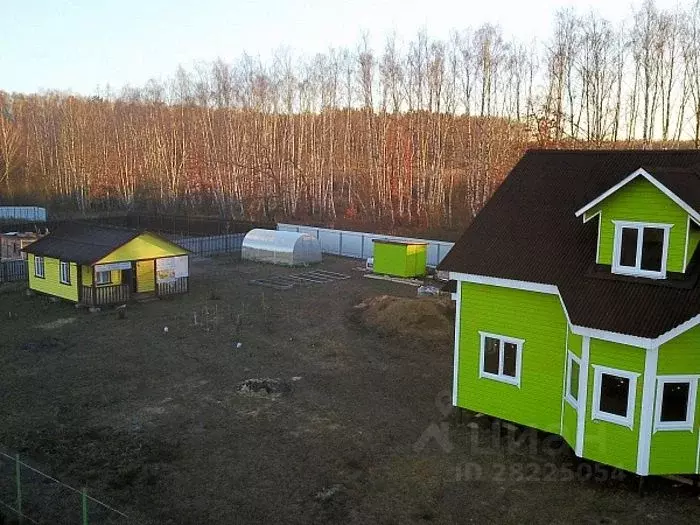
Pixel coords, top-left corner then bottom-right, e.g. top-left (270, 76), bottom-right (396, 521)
top-left (242, 229), bottom-right (322, 266)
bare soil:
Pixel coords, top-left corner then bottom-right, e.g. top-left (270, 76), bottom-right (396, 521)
top-left (354, 294), bottom-right (455, 346)
top-left (0, 256), bottom-right (698, 524)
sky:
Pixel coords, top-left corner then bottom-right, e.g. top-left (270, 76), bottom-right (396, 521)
top-left (1, 0), bottom-right (687, 95)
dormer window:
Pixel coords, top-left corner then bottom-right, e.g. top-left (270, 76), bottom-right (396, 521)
top-left (576, 167), bottom-right (700, 279)
top-left (612, 221), bottom-right (671, 279)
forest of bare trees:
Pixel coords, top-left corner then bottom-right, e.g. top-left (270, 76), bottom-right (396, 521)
top-left (2, 0), bottom-right (700, 230)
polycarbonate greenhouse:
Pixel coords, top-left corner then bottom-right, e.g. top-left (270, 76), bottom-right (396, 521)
top-left (242, 229), bottom-right (322, 266)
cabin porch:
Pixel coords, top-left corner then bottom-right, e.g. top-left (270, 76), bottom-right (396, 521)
top-left (79, 259), bottom-right (189, 307)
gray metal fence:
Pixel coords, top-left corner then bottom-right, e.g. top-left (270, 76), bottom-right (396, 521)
top-left (175, 233), bottom-right (246, 256)
top-left (0, 259), bottom-right (27, 283)
top-left (0, 206), bottom-right (47, 222)
top-left (276, 224), bottom-right (454, 267)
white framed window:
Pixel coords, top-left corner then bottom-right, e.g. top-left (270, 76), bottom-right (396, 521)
top-left (592, 365), bottom-right (639, 429)
top-left (654, 375), bottom-right (698, 432)
top-left (565, 351), bottom-right (581, 409)
top-left (95, 271), bottom-right (112, 286)
top-left (611, 221), bottom-right (671, 279)
top-left (59, 261), bottom-right (71, 285)
top-left (478, 331), bottom-right (524, 387)
top-left (34, 256), bottom-right (45, 278)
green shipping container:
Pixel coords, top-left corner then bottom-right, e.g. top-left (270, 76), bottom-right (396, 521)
top-left (372, 240), bottom-right (428, 278)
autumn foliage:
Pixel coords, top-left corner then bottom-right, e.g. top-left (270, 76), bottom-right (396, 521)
top-left (0, 93), bottom-right (528, 229)
top-left (3, 1), bottom-right (700, 231)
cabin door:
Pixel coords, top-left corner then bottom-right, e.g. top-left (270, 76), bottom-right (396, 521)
top-left (136, 260), bottom-right (155, 293)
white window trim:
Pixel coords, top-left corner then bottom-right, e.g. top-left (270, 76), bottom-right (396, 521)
top-left (478, 331), bottom-right (524, 388)
top-left (95, 270), bottom-right (112, 285)
top-left (565, 351), bottom-right (581, 409)
top-left (653, 375), bottom-right (699, 433)
top-left (591, 365), bottom-right (640, 429)
top-left (59, 261), bottom-right (71, 285)
top-left (34, 256), bottom-right (45, 278)
top-left (611, 221), bottom-right (671, 279)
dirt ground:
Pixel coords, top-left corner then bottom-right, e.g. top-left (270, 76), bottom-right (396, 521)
top-left (0, 256), bottom-right (698, 524)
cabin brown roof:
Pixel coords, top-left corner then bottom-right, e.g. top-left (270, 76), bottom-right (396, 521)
top-left (646, 167), bottom-right (700, 213)
top-left (438, 149), bottom-right (700, 339)
top-left (372, 239), bottom-right (429, 246)
top-left (22, 223), bottom-right (143, 265)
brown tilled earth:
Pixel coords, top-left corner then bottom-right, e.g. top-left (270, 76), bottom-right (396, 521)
top-left (0, 256), bottom-right (698, 524)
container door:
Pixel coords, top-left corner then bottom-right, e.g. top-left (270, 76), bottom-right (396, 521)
top-left (136, 260), bottom-right (155, 292)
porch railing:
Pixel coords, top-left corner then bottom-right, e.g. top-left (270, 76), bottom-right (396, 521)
top-left (80, 284), bottom-right (131, 306)
top-left (157, 277), bottom-right (188, 296)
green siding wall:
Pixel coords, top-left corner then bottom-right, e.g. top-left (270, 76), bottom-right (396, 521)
top-left (583, 339), bottom-right (645, 472)
top-left (687, 224), bottom-right (700, 268)
top-left (562, 403), bottom-right (577, 450)
top-left (456, 278), bottom-right (700, 475)
top-left (373, 242), bottom-right (426, 278)
top-left (649, 324), bottom-right (700, 475)
top-left (28, 254), bottom-right (79, 302)
top-left (590, 178), bottom-right (690, 273)
top-left (561, 327), bottom-right (581, 449)
top-left (457, 282), bottom-right (567, 434)
top-left (568, 331), bottom-right (582, 357)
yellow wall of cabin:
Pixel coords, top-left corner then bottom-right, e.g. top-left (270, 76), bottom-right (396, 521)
top-left (96, 232), bottom-right (186, 264)
top-left (27, 254), bottom-right (79, 302)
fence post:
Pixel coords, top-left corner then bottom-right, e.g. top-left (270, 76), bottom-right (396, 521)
top-left (15, 453), bottom-right (22, 523)
top-left (82, 488), bottom-right (88, 525)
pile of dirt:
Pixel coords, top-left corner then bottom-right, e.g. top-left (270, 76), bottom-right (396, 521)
top-left (354, 295), bottom-right (454, 345)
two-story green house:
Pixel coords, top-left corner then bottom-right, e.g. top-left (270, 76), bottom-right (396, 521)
top-left (439, 150), bottom-right (700, 476)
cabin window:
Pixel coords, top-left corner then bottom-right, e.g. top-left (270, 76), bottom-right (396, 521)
top-left (59, 261), bottom-right (71, 285)
top-left (654, 376), bottom-right (698, 432)
top-left (565, 351), bottom-right (581, 409)
top-left (34, 256), bottom-right (45, 278)
top-left (478, 332), bottom-right (524, 387)
top-left (592, 365), bottom-right (639, 429)
top-left (95, 271), bottom-right (112, 286)
top-left (612, 222), bottom-right (670, 279)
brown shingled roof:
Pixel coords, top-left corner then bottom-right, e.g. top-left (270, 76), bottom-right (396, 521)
top-left (648, 167), bottom-right (700, 213)
top-left (438, 149), bottom-right (700, 339)
top-left (22, 223), bottom-right (176, 265)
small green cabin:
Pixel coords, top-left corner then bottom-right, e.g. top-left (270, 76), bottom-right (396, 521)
top-left (372, 239), bottom-right (427, 278)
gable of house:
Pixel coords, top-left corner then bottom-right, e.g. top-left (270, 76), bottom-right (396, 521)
top-left (439, 149), bottom-right (700, 339)
top-left (578, 168), bottom-right (700, 276)
top-left (584, 178), bottom-right (694, 272)
top-left (96, 232), bottom-right (187, 264)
